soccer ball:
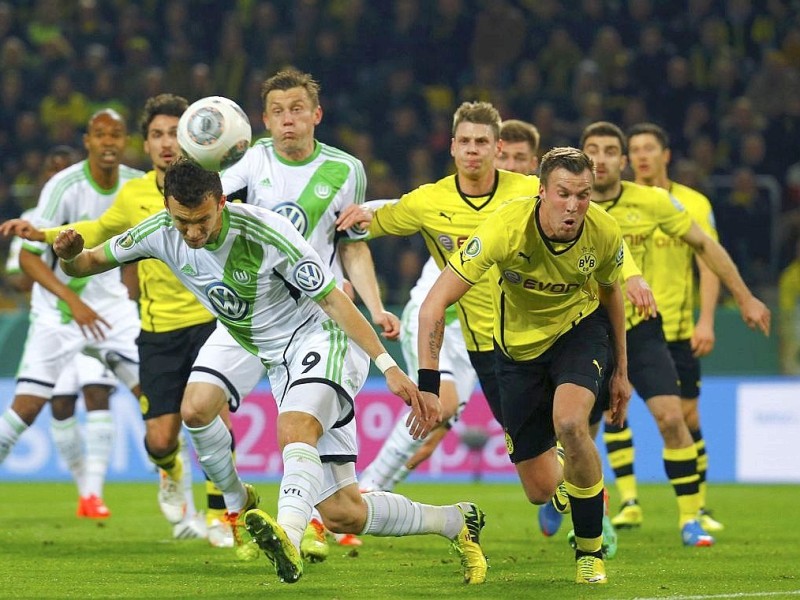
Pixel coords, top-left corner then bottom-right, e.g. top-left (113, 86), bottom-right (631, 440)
top-left (177, 96), bottom-right (252, 172)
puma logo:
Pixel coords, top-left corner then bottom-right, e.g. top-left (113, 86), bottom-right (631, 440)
top-left (593, 359), bottom-right (603, 377)
top-left (439, 211), bottom-right (453, 222)
top-left (517, 251), bottom-right (532, 262)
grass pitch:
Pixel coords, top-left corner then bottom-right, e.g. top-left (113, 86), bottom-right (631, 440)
top-left (1, 481), bottom-right (798, 599)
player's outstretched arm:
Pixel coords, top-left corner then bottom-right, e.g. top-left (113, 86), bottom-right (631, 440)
top-left (335, 204), bottom-right (373, 232)
top-left (682, 222), bottom-right (771, 336)
top-left (53, 229), bottom-right (117, 278)
top-left (0, 218), bottom-right (45, 241)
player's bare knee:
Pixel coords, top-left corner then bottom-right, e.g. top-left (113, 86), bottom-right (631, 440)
top-left (50, 396), bottom-right (77, 420)
top-left (554, 415), bottom-right (588, 445)
top-left (181, 382), bottom-right (226, 427)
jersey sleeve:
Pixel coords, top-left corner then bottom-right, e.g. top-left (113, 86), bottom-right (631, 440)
top-left (220, 147), bottom-right (255, 201)
top-left (268, 213), bottom-right (338, 302)
top-left (370, 188), bottom-right (425, 238)
top-left (595, 227), bottom-right (624, 287)
top-left (619, 238), bottom-right (641, 280)
top-left (103, 212), bottom-right (168, 266)
top-left (656, 188), bottom-right (693, 239)
top-left (447, 215), bottom-right (508, 286)
top-left (42, 186), bottom-right (134, 246)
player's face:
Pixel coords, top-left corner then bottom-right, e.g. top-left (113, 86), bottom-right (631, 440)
top-left (451, 122), bottom-right (499, 181)
top-left (538, 167), bottom-right (593, 241)
top-left (166, 193), bottom-right (226, 249)
top-left (263, 87), bottom-right (322, 160)
top-left (495, 140), bottom-right (538, 175)
top-left (84, 112), bottom-right (127, 171)
top-left (628, 133), bottom-right (670, 184)
top-left (144, 114), bottom-right (181, 173)
top-left (582, 135), bottom-right (626, 195)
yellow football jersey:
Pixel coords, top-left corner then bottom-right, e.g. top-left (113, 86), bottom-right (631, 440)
top-left (650, 182), bottom-right (718, 341)
top-left (450, 199), bottom-right (623, 361)
top-left (370, 170), bottom-right (539, 352)
top-left (594, 180), bottom-right (692, 329)
top-left (43, 170), bottom-right (213, 333)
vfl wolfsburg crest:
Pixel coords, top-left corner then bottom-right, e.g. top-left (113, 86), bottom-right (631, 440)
top-left (577, 251), bottom-right (598, 274)
top-left (463, 237), bottom-right (482, 258)
top-left (293, 260), bottom-right (325, 292)
top-left (274, 202), bottom-right (308, 235)
top-left (205, 281), bottom-right (249, 320)
top-left (117, 232), bottom-right (135, 249)
top-left (314, 183), bottom-right (332, 199)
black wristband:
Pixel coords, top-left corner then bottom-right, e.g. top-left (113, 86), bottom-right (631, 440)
top-left (417, 369), bottom-right (441, 396)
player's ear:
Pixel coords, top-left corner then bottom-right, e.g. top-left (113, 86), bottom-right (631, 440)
top-left (219, 194), bottom-right (227, 208)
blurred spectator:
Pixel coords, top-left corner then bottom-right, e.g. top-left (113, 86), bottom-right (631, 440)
top-left (630, 24), bottom-right (673, 105)
top-left (537, 27), bottom-right (583, 105)
top-left (470, 0), bottom-right (526, 80)
top-left (38, 72), bottom-right (91, 140)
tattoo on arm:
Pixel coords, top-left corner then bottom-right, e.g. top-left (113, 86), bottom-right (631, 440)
top-left (428, 316), bottom-right (445, 361)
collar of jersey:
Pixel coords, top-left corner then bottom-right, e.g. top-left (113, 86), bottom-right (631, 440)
top-left (274, 139), bottom-right (322, 167)
top-left (83, 160), bottom-right (119, 195)
top-left (204, 205), bottom-right (231, 251)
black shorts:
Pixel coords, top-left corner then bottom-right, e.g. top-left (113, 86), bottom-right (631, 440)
top-left (468, 349), bottom-right (503, 426)
top-left (627, 315), bottom-right (680, 401)
top-left (667, 339), bottom-right (701, 399)
top-left (494, 309), bottom-right (610, 464)
top-left (137, 320), bottom-right (217, 419)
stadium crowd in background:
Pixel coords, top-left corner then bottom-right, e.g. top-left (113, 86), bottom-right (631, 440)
top-left (1, 0), bottom-right (799, 305)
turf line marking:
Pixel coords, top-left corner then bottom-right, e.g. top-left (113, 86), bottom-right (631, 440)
top-left (622, 592), bottom-right (800, 600)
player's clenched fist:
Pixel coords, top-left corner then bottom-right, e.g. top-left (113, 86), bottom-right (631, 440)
top-left (53, 228), bottom-right (85, 262)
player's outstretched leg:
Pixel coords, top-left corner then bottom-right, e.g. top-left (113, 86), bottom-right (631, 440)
top-left (451, 502), bottom-right (488, 584)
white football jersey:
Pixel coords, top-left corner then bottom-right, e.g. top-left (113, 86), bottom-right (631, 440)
top-left (221, 138), bottom-right (367, 282)
top-left (24, 161), bottom-right (144, 323)
top-left (106, 202), bottom-right (337, 364)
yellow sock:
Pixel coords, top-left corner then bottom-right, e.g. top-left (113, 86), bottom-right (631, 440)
top-left (663, 445), bottom-right (701, 527)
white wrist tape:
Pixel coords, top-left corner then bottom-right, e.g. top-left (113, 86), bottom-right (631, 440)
top-left (375, 352), bottom-right (397, 374)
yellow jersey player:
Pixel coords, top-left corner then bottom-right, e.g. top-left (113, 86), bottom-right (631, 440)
top-left (581, 121), bottom-right (770, 547)
top-left (603, 122), bottom-right (725, 533)
top-left (336, 101), bottom-right (540, 430)
top-left (418, 147), bottom-right (630, 584)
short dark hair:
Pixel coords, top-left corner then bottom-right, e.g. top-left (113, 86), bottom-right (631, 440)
top-left (163, 158), bottom-right (222, 208)
top-left (539, 147), bottom-right (594, 186)
top-left (452, 101), bottom-right (501, 140)
top-left (261, 68), bottom-right (320, 108)
top-left (500, 120), bottom-right (541, 154)
top-left (580, 121), bottom-right (627, 153)
top-left (626, 122), bottom-right (670, 150)
top-left (139, 93), bottom-right (189, 138)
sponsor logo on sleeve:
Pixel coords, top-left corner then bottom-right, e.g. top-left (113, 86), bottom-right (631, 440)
top-left (293, 260), bottom-right (325, 292)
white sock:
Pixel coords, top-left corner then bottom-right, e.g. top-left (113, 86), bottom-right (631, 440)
top-left (310, 507), bottom-right (323, 525)
top-left (360, 414), bottom-right (423, 491)
top-left (179, 433), bottom-right (197, 515)
top-left (387, 465), bottom-right (412, 491)
top-left (360, 491), bottom-right (463, 539)
top-left (0, 409), bottom-right (28, 464)
top-left (51, 416), bottom-right (86, 496)
top-left (185, 417), bottom-right (246, 511)
top-left (279, 442), bottom-right (323, 549)
top-left (84, 410), bottom-right (113, 498)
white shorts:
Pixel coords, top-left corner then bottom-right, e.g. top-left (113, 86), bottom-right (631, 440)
top-left (268, 319), bottom-right (369, 461)
top-left (52, 353), bottom-right (117, 397)
top-left (400, 299), bottom-right (477, 421)
top-left (188, 323), bottom-right (266, 411)
top-left (16, 303), bottom-right (139, 398)
top-left (318, 461), bottom-right (358, 504)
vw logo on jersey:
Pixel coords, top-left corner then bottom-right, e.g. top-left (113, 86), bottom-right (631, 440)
top-left (314, 183), bottom-right (332, 199)
top-left (438, 235), bottom-right (454, 252)
top-left (503, 270), bottom-right (521, 284)
top-left (232, 269), bottom-right (251, 284)
top-left (274, 202), bottom-right (308, 235)
top-left (293, 260), bottom-right (325, 293)
top-left (205, 281), bottom-right (249, 320)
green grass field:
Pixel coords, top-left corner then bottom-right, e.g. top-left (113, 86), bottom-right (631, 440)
top-left (1, 481), bottom-right (798, 599)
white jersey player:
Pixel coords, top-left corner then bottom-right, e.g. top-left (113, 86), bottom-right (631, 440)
top-left (52, 159), bottom-right (488, 586)
top-left (0, 109), bottom-right (143, 519)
